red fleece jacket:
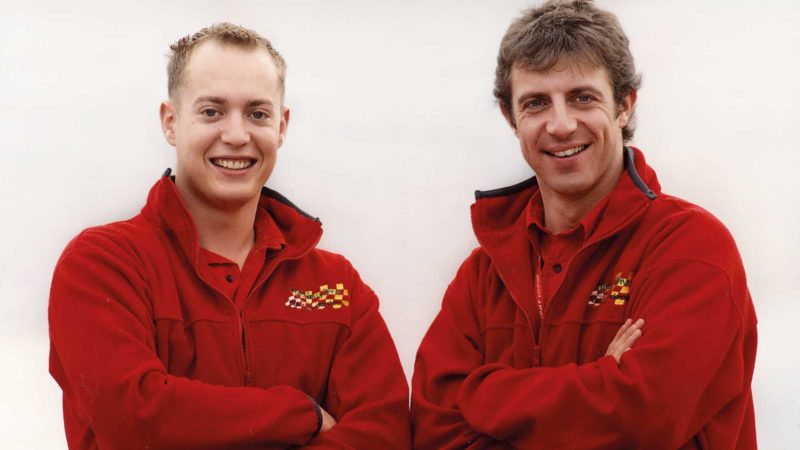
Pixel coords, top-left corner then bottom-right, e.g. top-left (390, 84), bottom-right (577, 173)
top-left (411, 148), bottom-right (757, 449)
top-left (49, 175), bottom-right (410, 450)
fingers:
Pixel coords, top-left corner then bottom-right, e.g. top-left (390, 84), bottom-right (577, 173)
top-left (320, 407), bottom-right (337, 433)
top-left (621, 319), bottom-right (644, 348)
top-left (612, 318), bottom-right (633, 342)
top-left (605, 318), bottom-right (645, 364)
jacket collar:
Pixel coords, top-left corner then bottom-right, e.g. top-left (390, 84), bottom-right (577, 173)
top-left (470, 146), bottom-right (660, 312)
top-left (472, 146), bottom-right (659, 249)
top-left (141, 172), bottom-right (322, 270)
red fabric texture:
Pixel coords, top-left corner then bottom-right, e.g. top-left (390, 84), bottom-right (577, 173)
top-left (411, 148), bottom-right (757, 449)
top-left (49, 176), bottom-right (411, 449)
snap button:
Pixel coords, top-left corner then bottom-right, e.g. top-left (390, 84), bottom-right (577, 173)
top-left (553, 264), bottom-right (562, 273)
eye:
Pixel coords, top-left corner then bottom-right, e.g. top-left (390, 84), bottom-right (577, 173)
top-left (575, 94), bottom-right (594, 104)
top-left (524, 97), bottom-right (547, 110)
top-left (201, 108), bottom-right (219, 118)
top-left (250, 110), bottom-right (269, 120)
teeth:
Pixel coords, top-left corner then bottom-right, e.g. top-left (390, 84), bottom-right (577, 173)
top-left (552, 145), bottom-right (587, 158)
top-left (212, 158), bottom-right (254, 170)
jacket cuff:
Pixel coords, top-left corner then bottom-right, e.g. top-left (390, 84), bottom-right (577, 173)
top-left (307, 395), bottom-right (323, 438)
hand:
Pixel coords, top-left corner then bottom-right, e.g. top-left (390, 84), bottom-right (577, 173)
top-left (605, 318), bottom-right (644, 364)
top-left (320, 406), bottom-right (337, 433)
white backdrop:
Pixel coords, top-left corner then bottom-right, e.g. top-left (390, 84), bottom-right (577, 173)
top-left (1, 0), bottom-right (798, 448)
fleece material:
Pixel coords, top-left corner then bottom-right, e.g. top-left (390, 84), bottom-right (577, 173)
top-left (49, 175), bottom-right (411, 450)
top-left (411, 148), bottom-right (757, 449)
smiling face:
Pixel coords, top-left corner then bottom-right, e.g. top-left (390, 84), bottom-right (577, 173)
top-left (160, 40), bottom-right (289, 213)
top-left (505, 58), bottom-right (635, 204)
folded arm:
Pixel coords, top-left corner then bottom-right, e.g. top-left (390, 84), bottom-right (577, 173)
top-left (49, 237), bottom-right (319, 449)
top-left (302, 261), bottom-right (411, 449)
top-left (456, 260), bottom-right (747, 449)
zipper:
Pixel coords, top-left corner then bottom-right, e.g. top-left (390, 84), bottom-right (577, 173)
top-left (470, 167), bottom-right (652, 368)
top-left (238, 313), bottom-right (252, 385)
top-left (536, 241), bottom-right (602, 355)
top-left (166, 178), bottom-right (325, 387)
top-left (237, 231), bottom-right (324, 386)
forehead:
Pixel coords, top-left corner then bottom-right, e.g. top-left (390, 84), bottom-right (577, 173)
top-left (510, 57), bottom-right (612, 98)
top-left (179, 41), bottom-right (281, 102)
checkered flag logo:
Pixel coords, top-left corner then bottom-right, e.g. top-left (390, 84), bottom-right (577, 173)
top-left (588, 283), bottom-right (611, 306)
top-left (588, 272), bottom-right (633, 307)
top-left (285, 283), bottom-right (350, 310)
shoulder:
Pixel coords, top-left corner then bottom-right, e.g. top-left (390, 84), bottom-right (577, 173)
top-left (55, 214), bottom-right (157, 274)
top-left (643, 193), bottom-right (741, 263)
top-left (49, 215), bottom-right (159, 314)
top-left (637, 193), bottom-right (749, 299)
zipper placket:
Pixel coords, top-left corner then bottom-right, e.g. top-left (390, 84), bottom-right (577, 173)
top-left (237, 232), bottom-right (323, 386)
top-left (238, 313), bottom-right (251, 385)
top-left (537, 238), bottom-right (606, 354)
top-left (472, 212), bottom-right (626, 367)
top-left (167, 180), bottom-right (257, 384)
top-left (166, 178), bottom-right (325, 387)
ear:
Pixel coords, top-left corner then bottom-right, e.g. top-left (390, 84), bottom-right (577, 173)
top-left (500, 102), bottom-right (518, 137)
top-left (617, 89), bottom-right (637, 128)
top-left (278, 105), bottom-right (291, 148)
top-left (160, 100), bottom-right (178, 146)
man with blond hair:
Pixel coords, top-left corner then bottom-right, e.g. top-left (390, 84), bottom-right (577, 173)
top-left (411, 1), bottom-right (757, 448)
top-left (49, 23), bottom-right (410, 449)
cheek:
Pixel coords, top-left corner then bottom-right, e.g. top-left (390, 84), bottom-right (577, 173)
top-left (516, 120), bottom-right (541, 146)
top-left (256, 129), bottom-right (282, 152)
top-left (584, 113), bottom-right (616, 137)
top-left (516, 131), bottom-right (541, 168)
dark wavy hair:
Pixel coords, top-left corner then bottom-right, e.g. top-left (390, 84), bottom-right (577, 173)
top-left (494, 0), bottom-right (642, 141)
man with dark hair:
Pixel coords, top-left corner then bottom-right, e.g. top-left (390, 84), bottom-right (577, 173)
top-left (411, 1), bottom-right (757, 448)
top-left (49, 23), bottom-right (411, 449)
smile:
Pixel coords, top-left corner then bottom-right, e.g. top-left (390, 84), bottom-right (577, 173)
top-left (547, 144), bottom-right (589, 159)
top-left (210, 158), bottom-right (256, 170)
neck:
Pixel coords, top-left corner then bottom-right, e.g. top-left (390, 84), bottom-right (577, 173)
top-left (541, 166), bottom-right (623, 235)
top-left (541, 193), bottom-right (598, 234)
top-left (183, 194), bottom-right (259, 269)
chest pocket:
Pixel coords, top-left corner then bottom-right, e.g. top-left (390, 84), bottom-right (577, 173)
top-left (263, 283), bottom-right (354, 326)
top-left (584, 272), bottom-right (632, 322)
top-left (575, 272), bottom-right (633, 363)
top-left (244, 282), bottom-right (354, 398)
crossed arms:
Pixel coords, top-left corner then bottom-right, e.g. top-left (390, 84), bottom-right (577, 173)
top-left (411, 246), bottom-right (754, 449)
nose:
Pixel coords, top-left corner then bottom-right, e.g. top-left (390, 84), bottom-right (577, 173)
top-left (545, 101), bottom-right (577, 139)
top-left (220, 115), bottom-right (250, 147)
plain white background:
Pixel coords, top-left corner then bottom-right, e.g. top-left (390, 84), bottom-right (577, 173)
top-left (1, 0), bottom-right (798, 448)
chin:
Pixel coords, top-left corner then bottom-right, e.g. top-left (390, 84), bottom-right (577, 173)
top-left (206, 187), bottom-right (261, 209)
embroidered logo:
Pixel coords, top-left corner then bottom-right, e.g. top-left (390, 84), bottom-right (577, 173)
top-left (588, 272), bottom-right (633, 306)
top-left (588, 283), bottom-right (612, 306)
top-left (285, 283), bottom-right (350, 310)
top-left (610, 272), bottom-right (633, 305)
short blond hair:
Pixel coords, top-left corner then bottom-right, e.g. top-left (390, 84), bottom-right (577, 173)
top-left (167, 22), bottom-right (286, 100)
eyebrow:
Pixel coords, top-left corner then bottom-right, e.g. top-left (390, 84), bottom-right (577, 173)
top-left (567, 86), bottom-right (605, 98)
top-left (193, 96), bottom-right (275, 109)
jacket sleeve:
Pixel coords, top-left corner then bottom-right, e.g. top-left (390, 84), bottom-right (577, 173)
top-left (48, 232), bottom-right (320, 450)
top-left (302, 260), bottom-right (411, 449)
top-left (411, 251), bottom-right (513, 450)
top-left (454, 218), bottom-right (756, 449)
